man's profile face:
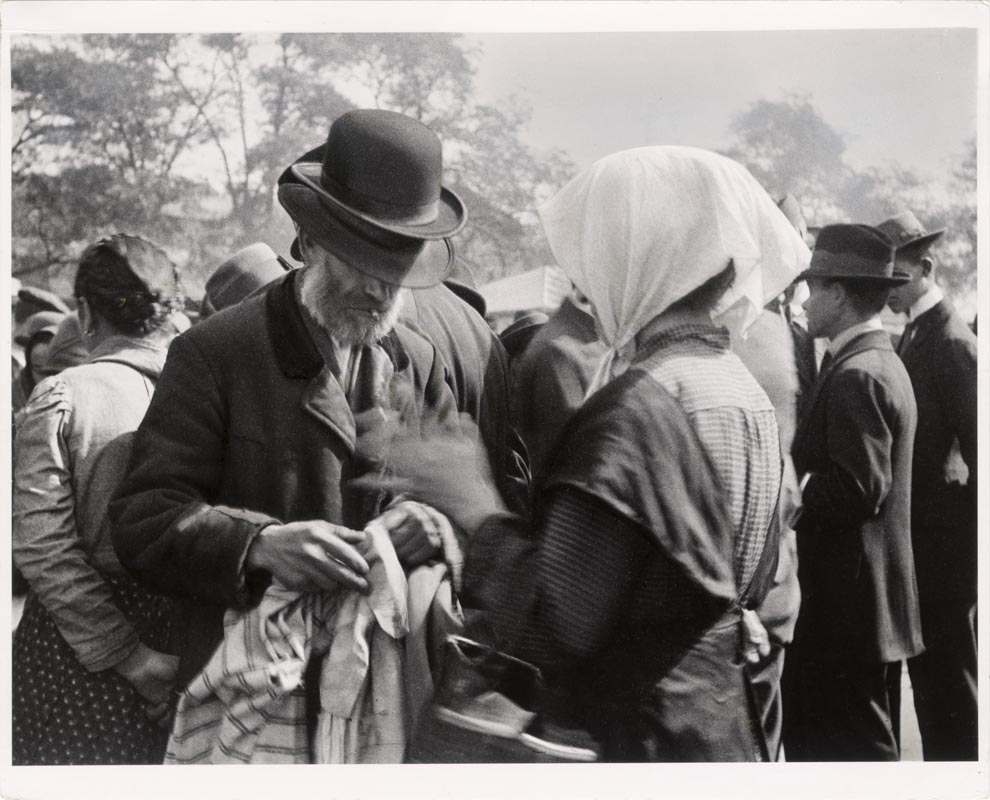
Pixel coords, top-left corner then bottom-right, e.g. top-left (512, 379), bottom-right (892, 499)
top-left (299, 233), bottom-right (404, 345)
top-left (886, 252), bottom-right (928, 315)
top-left (803, 278), bottom-right (841, 339)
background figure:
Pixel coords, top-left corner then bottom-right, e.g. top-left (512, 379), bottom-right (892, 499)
top-left (730, 302), bottom-right (802, 762)
top-left (12, 310), bottom-right (64, 414)
top-left (402, 274), bottom-right (532, 515)
top-left (199, 242), bottom-right (292, 319)
top-left (13, 234), bottom-right (185, 765)
top-left (508, 289), bottom-right (606, 487)
top-left (786, 224), bottom-right (923, 761)
top-left (360, 146), bottom-right (807, 761)
top-left (880, 210), bottom-right (978, 761)
top-left (36, 311), bottom-right (90, 378)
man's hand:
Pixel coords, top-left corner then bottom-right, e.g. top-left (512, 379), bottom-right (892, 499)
top-left (375, 500), bottom-right (452, 568)
top-left (246, 520), bottom-right (370, 594)
top-left (113, 642), bottom-right (180, 705)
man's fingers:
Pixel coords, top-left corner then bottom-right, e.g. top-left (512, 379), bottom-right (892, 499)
top-left (318, 534), bottom-right (370, 575)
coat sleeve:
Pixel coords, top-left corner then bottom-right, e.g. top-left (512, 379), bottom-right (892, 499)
top-left (463, 487), bottom-right (650, 669)
top-left (801, 367), bottom-right (895, 528)
top-left (939, 331), bottom-right (978, 491)
top-left (13, 379), bottom-right (140, 672)
top-left (109, 334), bottom-right (277, 608)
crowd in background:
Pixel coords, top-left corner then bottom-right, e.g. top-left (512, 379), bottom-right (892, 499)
top-left (9, 109), bottom-right (978, 766)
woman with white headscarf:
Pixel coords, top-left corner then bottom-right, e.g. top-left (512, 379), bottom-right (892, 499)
top-left (360, 147), bottom-right (809, 761)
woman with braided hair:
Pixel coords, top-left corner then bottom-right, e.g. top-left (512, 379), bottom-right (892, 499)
top-left (12, 234), bottom-right (186, 764)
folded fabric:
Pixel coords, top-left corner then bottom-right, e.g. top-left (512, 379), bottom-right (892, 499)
top-left (166, 521), bottom-right (459, 765)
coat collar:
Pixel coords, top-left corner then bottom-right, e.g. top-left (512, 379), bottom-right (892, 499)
top-left (85, 335), bottom-right (170, 381)
top-left (800, 328), bottom-right (894, 432)
top-left (265, 269), bottom-right (409, 380)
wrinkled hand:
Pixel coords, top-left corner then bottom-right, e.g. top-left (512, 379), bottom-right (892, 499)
top-left (114, 643), bottom-right (180, 705)
top-left (246, 520), bottom-right (370, 594)
top-left (350, 417), bottom-right (505, 534)
top-left (375, 500), bottom-right (452, 567)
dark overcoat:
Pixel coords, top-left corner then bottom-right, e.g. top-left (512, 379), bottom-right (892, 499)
top-left (110, 271), bottom-right (455, 684)
top-left (897, 299), bottom-right (978, 606)
top-left (791, 329), bottom-right (923, 663)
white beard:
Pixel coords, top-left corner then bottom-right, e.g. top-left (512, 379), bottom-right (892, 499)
top-left (300, 267), bottom-right (405, 346)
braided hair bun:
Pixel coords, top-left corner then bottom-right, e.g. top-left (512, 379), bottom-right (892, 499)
top-left (74, 234), bottom-right (185, 336)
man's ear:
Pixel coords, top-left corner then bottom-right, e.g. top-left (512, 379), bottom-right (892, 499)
top-left (920, 256), bottom-right (934, 278)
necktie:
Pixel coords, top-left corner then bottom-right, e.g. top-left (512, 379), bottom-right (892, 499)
top-left (897, 321), bottom-right (915, 356)
top-left (817, 350), bottom-right (833, 379)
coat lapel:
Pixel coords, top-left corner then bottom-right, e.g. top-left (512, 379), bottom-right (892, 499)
top-left (794, 329), bottom-right (892, 453)
top-left (902, 300), bottom-right (949, 361)
top-left (264, 270), bottom-right (412, 456)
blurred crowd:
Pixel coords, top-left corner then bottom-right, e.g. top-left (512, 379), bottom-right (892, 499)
top-left (10, 109), bottom-right (977, 766)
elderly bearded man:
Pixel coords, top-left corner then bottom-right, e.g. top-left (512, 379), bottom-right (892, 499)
top-left (110, 110), bottom-right (463, 701)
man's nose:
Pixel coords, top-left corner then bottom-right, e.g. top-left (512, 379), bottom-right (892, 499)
top-left (360, 276), bottom-right (396, 305)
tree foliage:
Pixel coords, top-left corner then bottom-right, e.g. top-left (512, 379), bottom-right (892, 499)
top-left (11, 33), bottom-right (574, 299)
top-left (724, 96), bottom-right (977, 305)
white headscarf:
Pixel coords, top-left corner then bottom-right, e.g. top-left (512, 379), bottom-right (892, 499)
top-left (537, 146), bottom-right (811, 394)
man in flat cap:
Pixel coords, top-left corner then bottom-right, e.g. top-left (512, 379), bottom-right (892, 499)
top-left (880, 210), bottom-right (978, 761)
top-left (111, 110), bottom-right (464, 700)
top-left (784, 224), bottom-right (923, 761)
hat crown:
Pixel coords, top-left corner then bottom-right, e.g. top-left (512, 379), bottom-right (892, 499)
top-left (815, 223), bottom-right (893, 262)
top-left (803, 223), bottom-right (907, 285)
top-left (323, 109), bottom-right (443, 220)
top-left (206, 243), bottom-right (286, 311)
top-left (876, 211), bottom-right (926, 244)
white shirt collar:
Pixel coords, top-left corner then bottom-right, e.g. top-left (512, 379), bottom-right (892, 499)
top-left (907, 284), bottom-right (944, 322)
top-left (827, 317), bottom-right (884, 357)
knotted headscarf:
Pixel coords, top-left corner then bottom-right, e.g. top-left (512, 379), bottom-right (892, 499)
top-left (537, 146), bottom-right (810, 394)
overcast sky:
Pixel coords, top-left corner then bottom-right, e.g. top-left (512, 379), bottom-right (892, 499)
top-left (468, 29), bottom-right (978, 175)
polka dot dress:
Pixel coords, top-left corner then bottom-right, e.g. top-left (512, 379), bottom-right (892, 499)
top-left (12, 575), bottom-right (177, 765)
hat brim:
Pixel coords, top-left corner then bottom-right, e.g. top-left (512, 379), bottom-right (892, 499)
top-left (292, 163), bottom-right (466, 240)
top-left (893, 229), bottom-right (945, 255)
top-left (795, 267), bottom-right (912, 286)
top-left (279, 184), bottom-right (453, 289)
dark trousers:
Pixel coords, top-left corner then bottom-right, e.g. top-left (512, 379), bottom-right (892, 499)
top-left (908, 601), bottom-right (978, 761)
top-left (782, 645), bottom-right (900, 761)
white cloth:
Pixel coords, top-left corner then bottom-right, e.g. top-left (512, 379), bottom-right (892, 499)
top-left (826, 317), bottom-right (883, 358)
top-left (537, 146), bottom-right (810, 394)
top-left (907, 284), bottom-right (944, 321)
top-left (166, 521), bottom-right (459, 764)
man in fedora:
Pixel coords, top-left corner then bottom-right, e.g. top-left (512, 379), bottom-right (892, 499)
top-left (783, 224), bottom-right (923, 761)
top-left (879, 210), bottom-right (978, 761)
top-left (199, 242), bottom-right (292, 319)
top-left (111, 110), bottom-right (465, 697)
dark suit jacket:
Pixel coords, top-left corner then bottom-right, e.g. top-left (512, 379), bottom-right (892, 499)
top-left (402, 284), bottom-right (529, 512)
top-left (110, 271), bottom-right (456, 683)
top-left (509, 297), bottom-right (606, 486)
top-left (898, 298), bottom-right (977, 606)
top-left (791, 329), bottom-right (923, 663)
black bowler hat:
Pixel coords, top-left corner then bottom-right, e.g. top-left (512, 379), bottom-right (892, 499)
top-left (278, 109), bottom-right (466, 288)
top-left (876, 210), bottom-right (945, 257)
top-left (798, 224), bottom-right (909, 286)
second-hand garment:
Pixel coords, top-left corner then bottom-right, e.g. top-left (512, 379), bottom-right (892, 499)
top-left (167, 523), bottom-right (459, 764)
top-left (12, 336), bottom-right (178, 765)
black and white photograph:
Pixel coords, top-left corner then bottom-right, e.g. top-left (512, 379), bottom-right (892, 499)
top-left (2, 2), bottom-right (987, 798)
